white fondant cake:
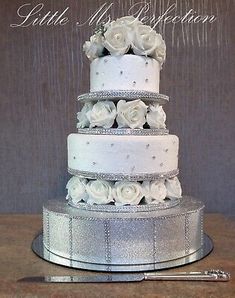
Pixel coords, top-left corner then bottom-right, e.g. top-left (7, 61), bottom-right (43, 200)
top-left (41, 15), bottom-right (205, 271)
top-left (90, 55), bottom-right (160, 93)
top-left (68, 134), bottom-right (178, 176)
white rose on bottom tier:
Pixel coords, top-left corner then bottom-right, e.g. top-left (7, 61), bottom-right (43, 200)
top-left (142, 180), bottom-right (167, 204)
top-left (86, 101), bottom-right (116, 128)
top-left (77, 102), bottom-right (93, 128)
top-left (165, 177), bottom-right (182, 199)
top-left (116, 99), bottom-right (147, 129)
top-left (86, 180), bottom-right (114, 205)
top-left (146, 103), bottom-right (166, 129)
top-left (66, 176), bottom-right (88, 204)
top-left (113, 181), bottom-right (143, 206)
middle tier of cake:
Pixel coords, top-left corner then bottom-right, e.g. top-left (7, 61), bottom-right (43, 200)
top-left (68, 133), bottom-right (179, 180)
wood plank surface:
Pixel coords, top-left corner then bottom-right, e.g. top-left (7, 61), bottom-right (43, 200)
top-left (0, 0), bottom-right (234, 213)
top-left (0, 213), bottom-right (234, 297)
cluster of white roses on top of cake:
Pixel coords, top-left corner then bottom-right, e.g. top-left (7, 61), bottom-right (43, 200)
top-left (66, 176), bottom-right (182, 206)
top-left (83, 16), bottom-right (166, 65)
top-left (77, 100), bottom-right (166, 129)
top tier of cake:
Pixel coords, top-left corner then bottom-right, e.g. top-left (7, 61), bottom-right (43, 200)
top-left (90, 55), bottom-right (160, 93)
top-left (83, 16), bottom-right (166, 93)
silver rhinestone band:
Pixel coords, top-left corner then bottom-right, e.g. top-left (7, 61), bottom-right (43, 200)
top-left (77, 128), bottom-right (169, 136)
top-left (77, 90), bottom-right (169, 104)
top-left (67, 198), bottom-right (180, 213)
top-left (68, 168), bottom-right (179, 181)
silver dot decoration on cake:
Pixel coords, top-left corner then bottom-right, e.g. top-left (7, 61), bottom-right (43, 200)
top-left (77, 128), bottom-right (169, 136)
top-left (96, 71), bottom-right (99, 75)
top-left (68, 168), bottom-right (179, 181)
top-left (145, 78), bottom-right (149, 83)
top-left (77, 90), bottom-right (169, 104)
top-left (120, 71), bottom-right (123, 75)
top-left (152, 156), bottom-right (156, 160)
top-left (160, 162), bottom-right (164, 167)
top-left (133, 81), bottom-right (136, 86)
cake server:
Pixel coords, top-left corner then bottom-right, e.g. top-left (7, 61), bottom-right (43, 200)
top-left (18, 270), bottom-right (230, 283)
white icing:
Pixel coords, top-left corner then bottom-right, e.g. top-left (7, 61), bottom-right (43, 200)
top-left (85, 180), bottom-right (114, 205)
top-left (116, 99), bottom-right (147, 129)
top-left (165, 177), bottom-right (182, 199)
top-left (86, 101), bottom-right (116, 128)
top-left (68, 134), bottom-right (179, 175)
top-left (83, 16), bottom-right (166, 64)
top-left (142, 180), bottom-right (167, 204)
top-left (147, 103), bottom-right (166, 129)
top-left (66, 176), bottom-right (88, 204)
top-left (113, 181), bottom-right (143, 206)
top-left (77, 102), bottom-right (93, 129)
top-left (90, 55), bottom-right (160, 92)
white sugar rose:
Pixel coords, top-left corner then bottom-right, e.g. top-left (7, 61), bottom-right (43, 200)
top-left (66, 176), bottom-right (88, 204)
top-left (86, 101), bottom-right (116, 128)
top-left (103, 24), bottom-right (131, 55)
top-left (116, 99), bottom-right (147, 129)
top-left (83, 33), bottom-right (104, 61)
top-left (86, 180), bottom-right (114, 205)
top-left (77, 102), bottom-right (93, 128)
top-left (165, 177), bottom-right (182, 199)
top-left (113, 181), bottom-right (143, 206)
top-left (132, 24), bottom-right (166, 61)
top-left (153, 39), bottom-right (166, 65)
top-left (146, 103), bottom-right (166, 129)
top-left (142, 180), bottom-right (167, 204)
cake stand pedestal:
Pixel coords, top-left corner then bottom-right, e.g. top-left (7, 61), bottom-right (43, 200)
top-left (32, 233), bottom-right (213, 272)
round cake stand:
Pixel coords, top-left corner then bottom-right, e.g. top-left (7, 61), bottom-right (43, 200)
top-left (31, 232), bottom-right (213, 272)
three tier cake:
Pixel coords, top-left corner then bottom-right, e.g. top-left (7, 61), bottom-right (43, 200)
top-left (42, 16), bottom-right (204, 271)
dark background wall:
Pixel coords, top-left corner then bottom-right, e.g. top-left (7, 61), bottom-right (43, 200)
top-left (0, 0), bottom-right (234, 214)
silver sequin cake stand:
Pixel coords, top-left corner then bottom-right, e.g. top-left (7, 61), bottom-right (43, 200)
top-left (32, 196), bottom-right (213, 272)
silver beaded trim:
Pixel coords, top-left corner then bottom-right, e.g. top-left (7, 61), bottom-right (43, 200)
top-left (77, 90), bottom-right (169, 104)
top-left (67, 198), bottom-right (180, 213)
top-left (104, 220), bottom-right (112, 270)
top-left (68, 168), bottom-right (179, 181)
top-left (185, 213), bottom-right (190, 255)
top-left (77, 128), bottom-right (169, 136)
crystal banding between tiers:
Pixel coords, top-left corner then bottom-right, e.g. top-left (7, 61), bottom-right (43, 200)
top-left (67, 168), bottom-right (179, 181)
top-left (67, 198), bottom-right (180, 213)
top-left (77, 90), bottom-right (169, 104)
top-left (77, 128), bottom-right (169, 136)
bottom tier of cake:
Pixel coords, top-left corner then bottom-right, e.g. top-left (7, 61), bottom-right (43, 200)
top-left (43, 196), bottom-right (204, 268)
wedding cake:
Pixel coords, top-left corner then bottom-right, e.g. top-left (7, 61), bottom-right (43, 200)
top-left (43, 16), bottom-right (204, 271)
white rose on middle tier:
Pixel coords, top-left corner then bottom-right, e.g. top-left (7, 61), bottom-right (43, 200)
top-left (146, 103), bottom-right (166, 129)
top-left (86, 101), bottom-right (116, 128)
top-left (77, 102), bottom-right (93, 128)
top-left (86, 180), bottom-right (114, 205)
top-left (142, 180), bottom-right (167, 204)
top-left (132, 24), bottom-right (166, 60)
top-left (116, 99), bottom-right (148, 129)
top-left (113, 181), bottom-right (143, 206)
top-left (103, 24), bottom-right (132, 55)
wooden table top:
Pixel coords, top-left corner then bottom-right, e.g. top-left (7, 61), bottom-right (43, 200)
top-left (0, 214), bottom-right (234, 297)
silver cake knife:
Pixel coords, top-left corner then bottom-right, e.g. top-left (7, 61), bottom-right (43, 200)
top-left (18, 270), bottom-right (230, 283)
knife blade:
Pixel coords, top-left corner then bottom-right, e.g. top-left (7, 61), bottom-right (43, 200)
top-left (18, 270), bottom-right (230, 283)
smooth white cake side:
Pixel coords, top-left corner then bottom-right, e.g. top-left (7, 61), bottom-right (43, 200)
top-left (68, 134), bottom-right (178, 175)
top-left (90, 55), bottom-right (160, 93)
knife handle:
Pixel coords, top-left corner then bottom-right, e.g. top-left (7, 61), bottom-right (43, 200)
top-left (144, 270), bottom-right (230, 282)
